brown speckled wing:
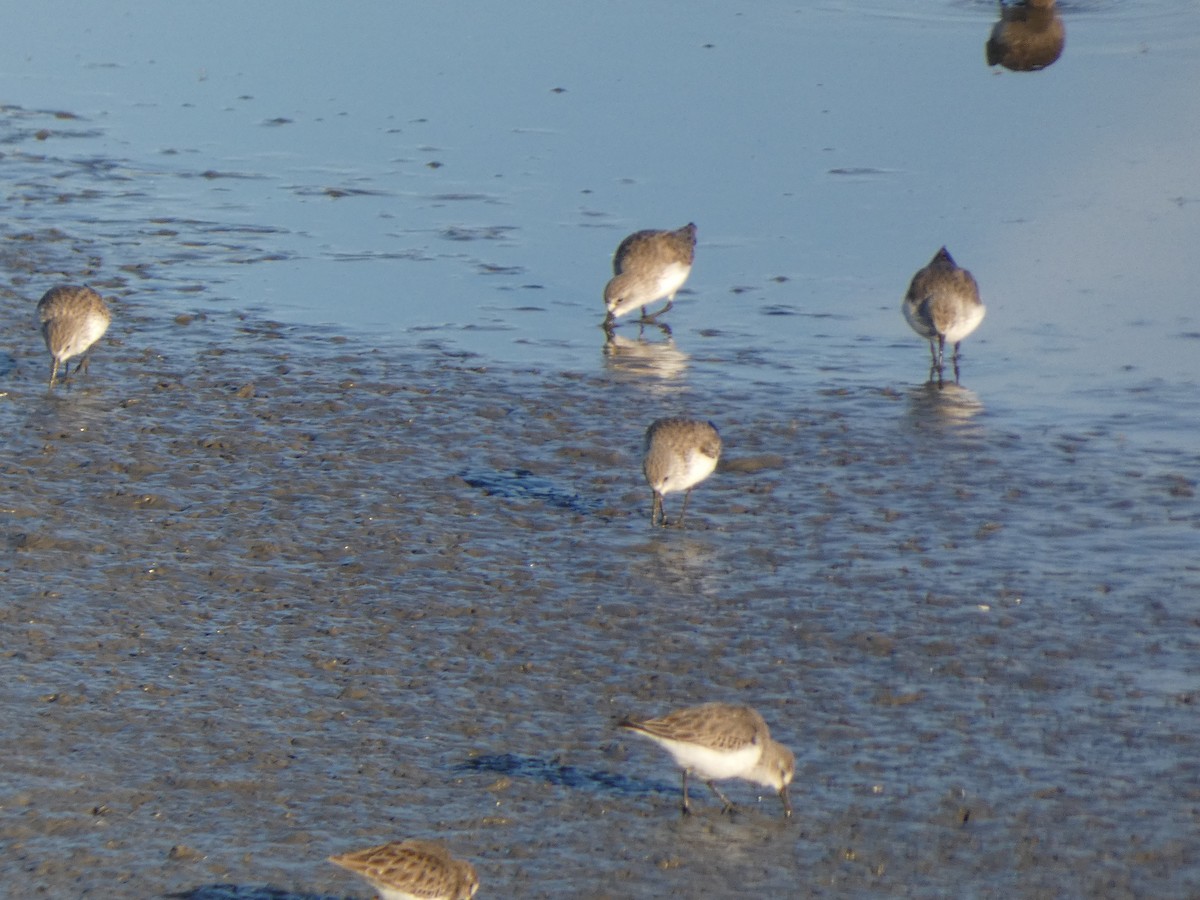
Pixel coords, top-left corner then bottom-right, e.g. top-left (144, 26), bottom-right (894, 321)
top-left (664, 222), bottom-right (697, 265)
top-left (330, 840), bottom-right (477, 900)
top-left (612, 230), bottom-right (650, 273)
top-left (613, 223), bottom-right (697, 274)
top-left (623, 703), bottom-right (766, 751)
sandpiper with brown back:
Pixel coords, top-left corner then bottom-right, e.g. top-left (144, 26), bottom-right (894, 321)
top-left (604, 222), bottom-right (696, 331)
top-left (328, 839), bottom-right (480, 900)
top-left (36, 284), bottom-right (112, 388)
top-left (902, 247), bottom-right (985, 385)
top-left (642, 417), bottom-right (721, 528)
top-left (619, 702), bottom-right (794, 818)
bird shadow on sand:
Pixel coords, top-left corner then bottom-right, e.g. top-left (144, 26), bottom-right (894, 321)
top-left (455, 752), bottom-right (676, 800)
top-left (459, 468), bottom-right (601, 516)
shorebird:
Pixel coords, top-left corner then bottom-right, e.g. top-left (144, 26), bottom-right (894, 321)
top-left (986, 0), bottom-right (1065, 72)
top-left (328, 839), bottom-right (480, 900)
top-left (642, 417), bottom-right (721, 527)
top-left (619, 702), bottom-right (794, 818)
top-left (604, 223), bottom-right (696, 328)
top-left (36, 284), bottom-right (112, 387)
top-left (902, 247), bottom-right (985, 385)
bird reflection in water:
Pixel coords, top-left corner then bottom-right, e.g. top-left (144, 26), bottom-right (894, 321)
top-left (907, 381), bottom-right (985, 433)
top-left (602, 329), bottom-right (690, 385)
top-left (986, 0), bottom-right (1065, 72)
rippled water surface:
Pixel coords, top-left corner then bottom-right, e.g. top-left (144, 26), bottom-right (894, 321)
top-left (2, 2), bottom-right (1198, 897)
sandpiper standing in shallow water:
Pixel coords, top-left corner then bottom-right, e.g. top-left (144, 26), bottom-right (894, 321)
top-left (902, 247), bottom-right (985, 385)
top-left (642, 417), bottom-right (721, 528)
top-left (36, 285), bottom-right (112, 388)
top-left (619, 702), bottom-right (794, 818)
top-left (328, 839), bottom-right (480, 900)
top-left (604, 222), bottom-right (697, 330)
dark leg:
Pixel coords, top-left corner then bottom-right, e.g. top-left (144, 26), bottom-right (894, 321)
top-left (677, 487), bottom-right (693, 528)
top-left (705, 780), bottom-right (737, 815)
top-left (933, 336), bottom-right (946, 386)
top-left (951, 341), bottom-right (962, 384)
top-left (680, 770), bottom-right (692, 815)
top-left (640, 300), bottom-right (674, 323)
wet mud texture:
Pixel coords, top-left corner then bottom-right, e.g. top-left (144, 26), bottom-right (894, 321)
top-left (2, 283), bottom-right (1199, 898)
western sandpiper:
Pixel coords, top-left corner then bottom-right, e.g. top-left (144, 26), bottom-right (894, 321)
top-left (643, 417), bottom-right (721, 527)
top-left (604, 222), bottom-right (697, 327)
top-left (619, 702), bottom-right (794, 818)
top-left (328, 839), bottom-right (480, 900)
top-left (35, 284), bottom-right (112, 388)
top-left (902, 247), bottom-right (985, 385)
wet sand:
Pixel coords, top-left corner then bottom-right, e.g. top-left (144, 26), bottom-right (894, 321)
top-left (3, 0), bottom-right (1199, 892)
top-left (2, 233), bottom-right (1198, 898)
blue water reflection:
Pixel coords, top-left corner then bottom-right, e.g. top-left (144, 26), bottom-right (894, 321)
top-left (3, 3), bottom-right (1197, 380)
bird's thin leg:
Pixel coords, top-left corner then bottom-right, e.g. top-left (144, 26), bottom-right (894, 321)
top-left (676, 487), bottom-right (693, 528)
top-left (706, 780), bottom-right (737, 815)
top-left (641, 299), bottom-right (674, 323)
top-left (952, 341), bottom-right (962, 384)
top-left (933, 336), bottom-right (947, 386)
top-left (680, 770), bottom-right (692, 815)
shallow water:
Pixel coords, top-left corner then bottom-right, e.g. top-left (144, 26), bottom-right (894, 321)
top-left (2, 2), bottom-right (1199, 898)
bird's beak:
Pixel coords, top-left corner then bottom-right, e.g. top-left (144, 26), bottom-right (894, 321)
top-left (780, 784), bottom-right (793, 819)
